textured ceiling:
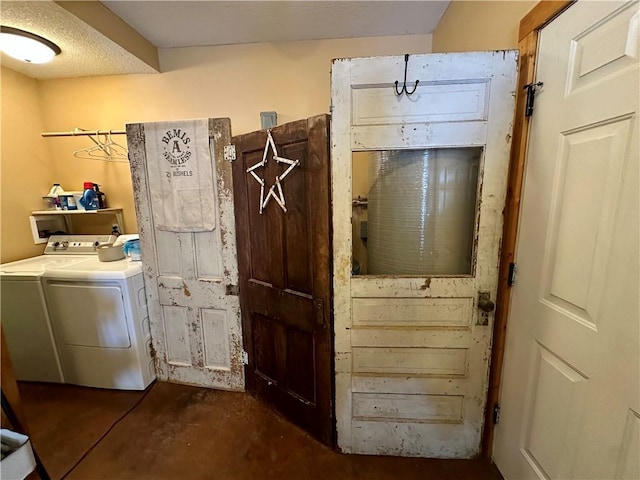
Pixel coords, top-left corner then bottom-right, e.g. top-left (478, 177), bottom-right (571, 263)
top-left (102, 1), bottom-right (450, 48)
top-left (0, 0), bottom-right (449, 80)
top-left (0, 1), bottom-right (157, 79)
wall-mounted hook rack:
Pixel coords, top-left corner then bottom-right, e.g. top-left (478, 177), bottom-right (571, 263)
top-left (394, 54), bottom-right (420, 96)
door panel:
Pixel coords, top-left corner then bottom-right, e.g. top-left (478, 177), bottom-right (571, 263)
top-left (519, 343), bottom-right (588, 480)
top-left (351, 80), bottom-right (490, 125)
top-left (127, 118), bottom-right (244, 390)
top-left (332, 51), bottom-right (518, 457)
top-left (493, 2), bottom-right (639, 479)
top-left (543, 117), bottom-right (631, 327)
top-left (232, 115), bottom-right (333, 446)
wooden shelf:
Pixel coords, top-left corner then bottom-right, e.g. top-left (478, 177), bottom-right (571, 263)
top-left (31, 207), bottom-right (122, 215)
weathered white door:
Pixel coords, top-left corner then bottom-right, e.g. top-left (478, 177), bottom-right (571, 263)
top-left (127, 118), bottom-right (244, 390)
top-left (493, 1), bottom-right (639, 479)
top-left (332, 51), bottom-right (517, 457)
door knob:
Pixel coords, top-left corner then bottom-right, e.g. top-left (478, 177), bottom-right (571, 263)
top-left (478, 291), bottom-right (495, 313)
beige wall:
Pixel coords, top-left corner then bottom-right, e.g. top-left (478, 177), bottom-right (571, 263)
top-left (3, 0), bottom-right (538, 263)
top-left (31, 34), bottom-right (432, 243)
top-left (1, 67), bottom-right (56, 263)
top-left (432, 0), bottom-right (536, 53)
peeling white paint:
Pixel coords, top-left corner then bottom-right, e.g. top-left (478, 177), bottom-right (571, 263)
top-left (127, 119), bottom-right (244, 392)
top-left (331, 51), bottom-right (517, 457)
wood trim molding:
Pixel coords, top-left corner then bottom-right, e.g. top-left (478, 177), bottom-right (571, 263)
top-left (519, 1), bottom-right (575, 41)
top-left (482, 0), bottom-right (573, 459)
top-left (1, 326), bottom-right (29, 433)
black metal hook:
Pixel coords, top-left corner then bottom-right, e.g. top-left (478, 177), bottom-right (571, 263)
top-left (395, 54), bottom-right (419, 96)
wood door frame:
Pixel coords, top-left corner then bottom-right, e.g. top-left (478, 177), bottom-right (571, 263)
top-left (482, 0), bottom-right (574, 458)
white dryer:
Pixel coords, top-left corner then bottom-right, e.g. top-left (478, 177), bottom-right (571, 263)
top-left (1, 235), bottom-right (155, 390)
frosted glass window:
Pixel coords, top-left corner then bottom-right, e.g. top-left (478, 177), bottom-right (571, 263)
top-left (351, 148), bottom-right (481, 276)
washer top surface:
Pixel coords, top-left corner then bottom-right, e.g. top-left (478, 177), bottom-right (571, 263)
top-left (1, 235), bottom-right (134, 279)
top-left (0, 255), bottom-right (94, 277)
top-left (43, 257), bottom-right (143, 280)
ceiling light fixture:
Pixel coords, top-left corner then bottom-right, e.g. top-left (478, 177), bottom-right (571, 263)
top-left (0, 26), bottom-right (61, 64)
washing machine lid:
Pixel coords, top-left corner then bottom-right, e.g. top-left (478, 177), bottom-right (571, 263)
top-left (0, 255), bottom-right (93, 278)
top-left (42, 257), bottom-right (143, 280)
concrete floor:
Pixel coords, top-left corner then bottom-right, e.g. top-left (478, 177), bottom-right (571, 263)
top-left (20, 381), bottom-right (503, 480)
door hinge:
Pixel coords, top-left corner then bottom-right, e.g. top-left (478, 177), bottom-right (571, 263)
top-left (523, 81), bottom-right (543, 117)
top-left (224, 144), bottom-right (236, 161)
top-left (493, 403), bottom-right (501, 424)
top-left (508, 262), bottom-right (517, 287)
top-left (242, 349), bottom-right (249, 365)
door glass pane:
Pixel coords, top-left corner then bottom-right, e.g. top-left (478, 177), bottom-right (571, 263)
top-left (352, 148), bottom-right (481, 276)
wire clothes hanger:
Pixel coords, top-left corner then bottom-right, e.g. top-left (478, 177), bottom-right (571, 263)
top-left (70, 128), bottom-right (129, 162)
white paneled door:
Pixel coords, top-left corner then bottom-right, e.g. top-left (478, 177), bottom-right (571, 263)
top-left (494, 1), bottom-right (639, 479)
top-left (127, 119), bottom-right (244, 391)
top-left (331, 51), bottom-right (517, 457)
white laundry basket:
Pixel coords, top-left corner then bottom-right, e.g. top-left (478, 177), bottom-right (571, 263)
top-left (0, 429), bottom-right (36, 480)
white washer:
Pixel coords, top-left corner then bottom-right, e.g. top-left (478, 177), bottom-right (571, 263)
top-left (1, 235), bottom-right (155, 390)
top-left (0, 254), bottom-right (91, 383)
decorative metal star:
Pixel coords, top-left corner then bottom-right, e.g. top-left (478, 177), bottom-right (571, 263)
top-left (246, 130), bottom-right (300, 214)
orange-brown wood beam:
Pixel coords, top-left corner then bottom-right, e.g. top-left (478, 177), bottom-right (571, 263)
top-left (1, 326), bottom-right (29, 433)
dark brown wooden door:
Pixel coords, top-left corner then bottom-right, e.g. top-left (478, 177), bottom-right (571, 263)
top-left (231, 115), bottom-right (333, 446)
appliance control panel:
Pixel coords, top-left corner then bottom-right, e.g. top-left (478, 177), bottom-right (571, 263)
top-left (44, 235), bottom-right (112, 255)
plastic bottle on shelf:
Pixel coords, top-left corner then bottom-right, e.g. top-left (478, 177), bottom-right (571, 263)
top-left (79, 182), bottom-right (99, 210)
top-left (46, 183), bottom-right (64, 209)
top-left (47, 183), bottom-right (64, 197)
top-left (93, 183), bottom-right (107, 209)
